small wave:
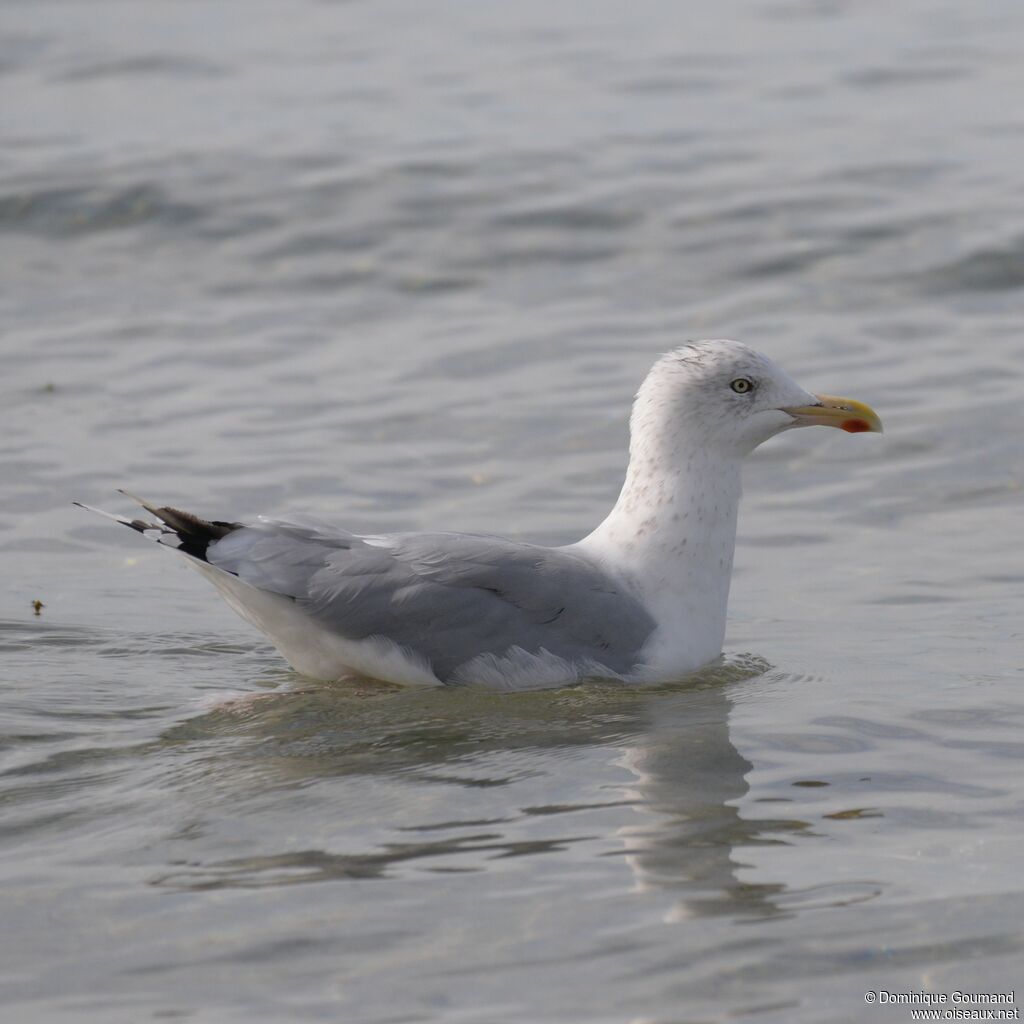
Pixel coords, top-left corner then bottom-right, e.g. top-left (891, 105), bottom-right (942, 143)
top-left (0, 183), bottom-right (205, 237)
top-left (843, 65), bottom-right (970, 89)
top-left (491, 202), bottom-right (641, 233)
top-left (57, 53), bottom-right (228, 82)
top-left (917, 235), bottom-right (1024, 293)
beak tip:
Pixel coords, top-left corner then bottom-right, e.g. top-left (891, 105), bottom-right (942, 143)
top-left (782, 394), bottom-right (883, 434)
top-left (841, 418), bottom-right (883, 434)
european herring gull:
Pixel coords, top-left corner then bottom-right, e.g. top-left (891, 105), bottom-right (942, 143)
top-left (78, 340), bottom-right (881, 689)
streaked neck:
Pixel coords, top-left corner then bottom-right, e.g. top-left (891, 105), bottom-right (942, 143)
top-left (579, 446), bottom-right (743, 579)
top-left (575, 427), bottom-right (743, 668)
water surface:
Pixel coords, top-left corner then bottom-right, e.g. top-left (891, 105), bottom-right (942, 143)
top-left (2, 1), bottom-right (1023, 1021)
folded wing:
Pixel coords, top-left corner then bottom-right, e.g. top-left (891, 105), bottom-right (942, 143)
top-left (208, 516), bottom-right (655, 681)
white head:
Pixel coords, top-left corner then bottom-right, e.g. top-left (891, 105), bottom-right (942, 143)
top-left (633, 339), bottom-right (882, 461)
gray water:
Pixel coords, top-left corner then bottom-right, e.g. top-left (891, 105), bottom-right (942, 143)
top-left (3, 1), bottom-right (1024, 1021)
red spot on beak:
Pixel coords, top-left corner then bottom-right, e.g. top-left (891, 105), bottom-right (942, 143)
top-left (841, 419), bottom-right (871, 433)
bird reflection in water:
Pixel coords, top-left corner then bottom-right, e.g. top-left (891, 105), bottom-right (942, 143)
top-left (151, 658), bottom-right (810, 924)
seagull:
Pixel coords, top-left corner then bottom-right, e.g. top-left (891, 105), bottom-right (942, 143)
top-left (78, 340), bottom-right (881, 689)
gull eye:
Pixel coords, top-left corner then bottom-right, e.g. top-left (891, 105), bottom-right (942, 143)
top-left (730, 377), bottom-right (754, 394)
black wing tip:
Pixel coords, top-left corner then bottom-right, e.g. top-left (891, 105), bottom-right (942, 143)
top-left (78, 493), bottom-right (244, 559)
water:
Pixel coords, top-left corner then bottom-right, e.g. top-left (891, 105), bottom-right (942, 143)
top-left (3, 0), bottom-right (1023, 1020)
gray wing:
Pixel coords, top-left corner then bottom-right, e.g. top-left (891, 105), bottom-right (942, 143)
top-left (207, 515), bottom-right (655, 681)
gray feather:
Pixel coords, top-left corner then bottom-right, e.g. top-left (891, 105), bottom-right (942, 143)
top-left (208, 516), bottom-right (655, 682)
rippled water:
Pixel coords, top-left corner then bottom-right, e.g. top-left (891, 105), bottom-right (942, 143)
top-left (3, 1), bottom-right (1024, 1021)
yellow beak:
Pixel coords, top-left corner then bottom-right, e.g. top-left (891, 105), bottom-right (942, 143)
top-left (780, 394), bottom-right (883, 434)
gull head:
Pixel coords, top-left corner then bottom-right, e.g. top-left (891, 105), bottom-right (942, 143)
top-left (635, 339), bottom-right (882, 460)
